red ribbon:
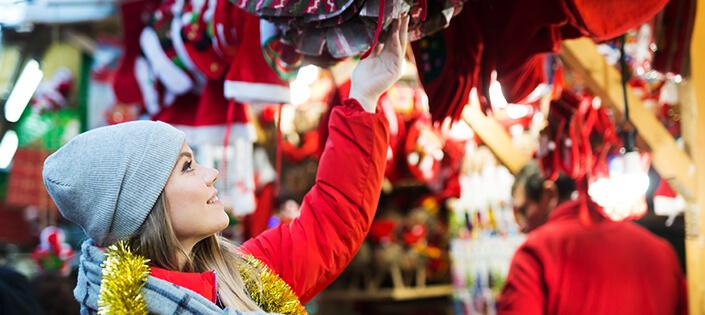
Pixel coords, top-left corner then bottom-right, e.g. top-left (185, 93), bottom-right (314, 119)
top-left (275, 104), bottom-right (283, 197)
top-left (360, 0), bottom-right (386, 59)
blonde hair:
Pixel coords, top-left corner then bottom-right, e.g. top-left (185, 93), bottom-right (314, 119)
top-left (127, 193), bottom-right (264, 311)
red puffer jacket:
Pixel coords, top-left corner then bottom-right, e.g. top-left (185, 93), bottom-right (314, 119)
top-left (240, 98), bottom-right (390, 303)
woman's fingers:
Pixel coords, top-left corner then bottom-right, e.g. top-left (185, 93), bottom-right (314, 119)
top-left (373, 42), bottom-right (385, 57)
top-left (384, 15), bottom-right (409, 59)
top-left (399, 15), bottom-right (410, 53)
top-left (385, 18), bottom-right (402, 55)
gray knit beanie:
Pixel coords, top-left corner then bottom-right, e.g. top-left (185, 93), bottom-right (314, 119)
top-left (43, 121), bottom-right (186, 245)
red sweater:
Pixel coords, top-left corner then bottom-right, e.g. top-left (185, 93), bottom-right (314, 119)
top-left (498, 200), bottom-right (687, 315)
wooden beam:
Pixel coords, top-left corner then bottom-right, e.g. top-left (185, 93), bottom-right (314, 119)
top-left (561, 38), bottom-right (696, 200)
top-left (321, 284), bottom-right (454, 301)
top-left (685, 0), bottom-right (705, 312)
top-left (462, 90), bottom-right (530, 175)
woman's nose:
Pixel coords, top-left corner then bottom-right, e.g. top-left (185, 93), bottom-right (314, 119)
top-left (205, 167), bottom-right (219, 186)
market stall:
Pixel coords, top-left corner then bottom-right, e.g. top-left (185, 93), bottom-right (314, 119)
top-left (0, 0), bottom-right (701, 314)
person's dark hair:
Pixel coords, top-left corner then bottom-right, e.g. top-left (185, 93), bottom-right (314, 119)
top-left (554, 172), bottom-right (576, 201)
top-left (512, 160), bottom-right (545, 202)
top-left (512, 160), bottom-right (576, 202)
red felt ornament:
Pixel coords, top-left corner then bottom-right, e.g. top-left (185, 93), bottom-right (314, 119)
top-left (404, 114), bottom-right (445, 183)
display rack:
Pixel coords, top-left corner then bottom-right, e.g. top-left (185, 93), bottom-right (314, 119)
top-left (322, 283), bottom-right (454, 301)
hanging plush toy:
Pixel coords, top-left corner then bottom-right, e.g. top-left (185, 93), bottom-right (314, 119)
top-left (31, 67), bottom-right (74, 114)
top-left (31, 226), bottom-right (74, 276)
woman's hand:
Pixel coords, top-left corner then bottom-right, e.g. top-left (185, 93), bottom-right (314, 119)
top-left (349, 15), bottom-right (410, 113)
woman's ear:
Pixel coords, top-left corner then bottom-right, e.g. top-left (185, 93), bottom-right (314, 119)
top-left (540, 180), bottom-right (559, 213)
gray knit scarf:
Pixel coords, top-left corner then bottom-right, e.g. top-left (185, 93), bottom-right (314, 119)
top-left (75, 240), bottom-right (278, 315)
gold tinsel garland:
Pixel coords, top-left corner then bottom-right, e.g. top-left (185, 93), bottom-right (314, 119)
top-left (240, 255), bottom-right (308, 315)
top-left (98, 241), bottom-right (151, 315)
top-left (97, 241), bottom-right (307, 315)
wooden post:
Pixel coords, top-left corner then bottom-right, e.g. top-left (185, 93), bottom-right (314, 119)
top-left (462, 89), bottom-right (530, 175)
top-left (686, 0), bottom-right (705, 312)
top-left (561, 38), bottom-right (696, 200)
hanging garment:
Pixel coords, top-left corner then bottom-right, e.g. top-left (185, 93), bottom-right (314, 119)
top-left (113, 0), bottom-right (297, 111)
top-left (652, 0), bottom-right (697, 77)
top-left (231, 0), bottom-right (467, 59)
top-left (112, 0), bottom-right (302, 215)
top-left (412, 0), bottom-right (670, 122)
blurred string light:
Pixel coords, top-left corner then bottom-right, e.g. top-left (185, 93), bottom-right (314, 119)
top-left (587, 152), bottom-right (650, 209)
top-left (296, 65), bottom-right (319, 85)
top-left (1, 0), bottom-right (114, 24)
top-left (0, 0), bottom-right (27, 26)
top-left (6, 59), bottom-right (43, 122)
top-left (506, 104), bottom-right (530, 119)
top-left (447, 119), bottom-right (474, 141)
top-left (531, 112), bottom-right (544, 126)
top-left (489, 80), bottom-right (507, 109)
top-left (289, 65), bottom-right (318, 106)
top-left (0, 130), bottom-right (18, 169)
top-left (289, 81), bottom-right (311, 106)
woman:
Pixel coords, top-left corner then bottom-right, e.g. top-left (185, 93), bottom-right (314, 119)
top-left (43, 17), bottom-right (409, 314)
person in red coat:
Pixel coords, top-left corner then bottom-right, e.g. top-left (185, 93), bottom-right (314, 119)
top-left (43, 16), bottom-right (411, 315)
top-left (510, 161), bottom-right (576, 234)
top-left (498, 161), bottom-right (687, 315)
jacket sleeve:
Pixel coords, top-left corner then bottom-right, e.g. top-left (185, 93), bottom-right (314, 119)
top-left (240, 98), bottom-right (390, 303)
top-left (497, 242), bottom-right (546, 315)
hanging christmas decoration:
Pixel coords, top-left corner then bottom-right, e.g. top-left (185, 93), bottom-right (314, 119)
top-left (240, 255), bottom-right (307, 315)
top-left (98, 241), bottom-right (151, 315)
top-left (31, 226), bottom-right (75, 276)
top-left (411, 0), bottom-right (669, 122)
top-left (538, 35), bottom-right (653, 223)
top-left (403, 113), bottom-right (444, 183)
top-left (233, 0), bottom-right (465, 60)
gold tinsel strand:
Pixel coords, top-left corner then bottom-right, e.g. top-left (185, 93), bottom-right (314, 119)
top-left (96, 242), bottom-right (305, 314)
top-left (98, 241), bottom-right (151, 315)
top-left (240, 255), bottom-right (308, 315)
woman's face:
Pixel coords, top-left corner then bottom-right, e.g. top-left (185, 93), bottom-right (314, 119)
top-left (164, 142), bottom-right (228, 249)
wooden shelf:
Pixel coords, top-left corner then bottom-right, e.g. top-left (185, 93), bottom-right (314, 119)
top-left (320, 284), bottom-right (454, 301)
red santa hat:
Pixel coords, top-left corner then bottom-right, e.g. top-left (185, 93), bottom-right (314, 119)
top-left (213, 0), bottom-right (292, 104)
top-left (653, 178), bottom-right (686, 218)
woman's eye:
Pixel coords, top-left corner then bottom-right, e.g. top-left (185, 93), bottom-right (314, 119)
top-left (182, 161), bottom-right (193, 172)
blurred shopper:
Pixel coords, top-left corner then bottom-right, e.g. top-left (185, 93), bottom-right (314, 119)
top-left (0, 243), bottom-right (44, 315)
top-left (511, 161), bottom-right (576, 233)
top-left (498, 160), bottom-right (687, 315)
top-left (30, 271), bottom-right (80, 315)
